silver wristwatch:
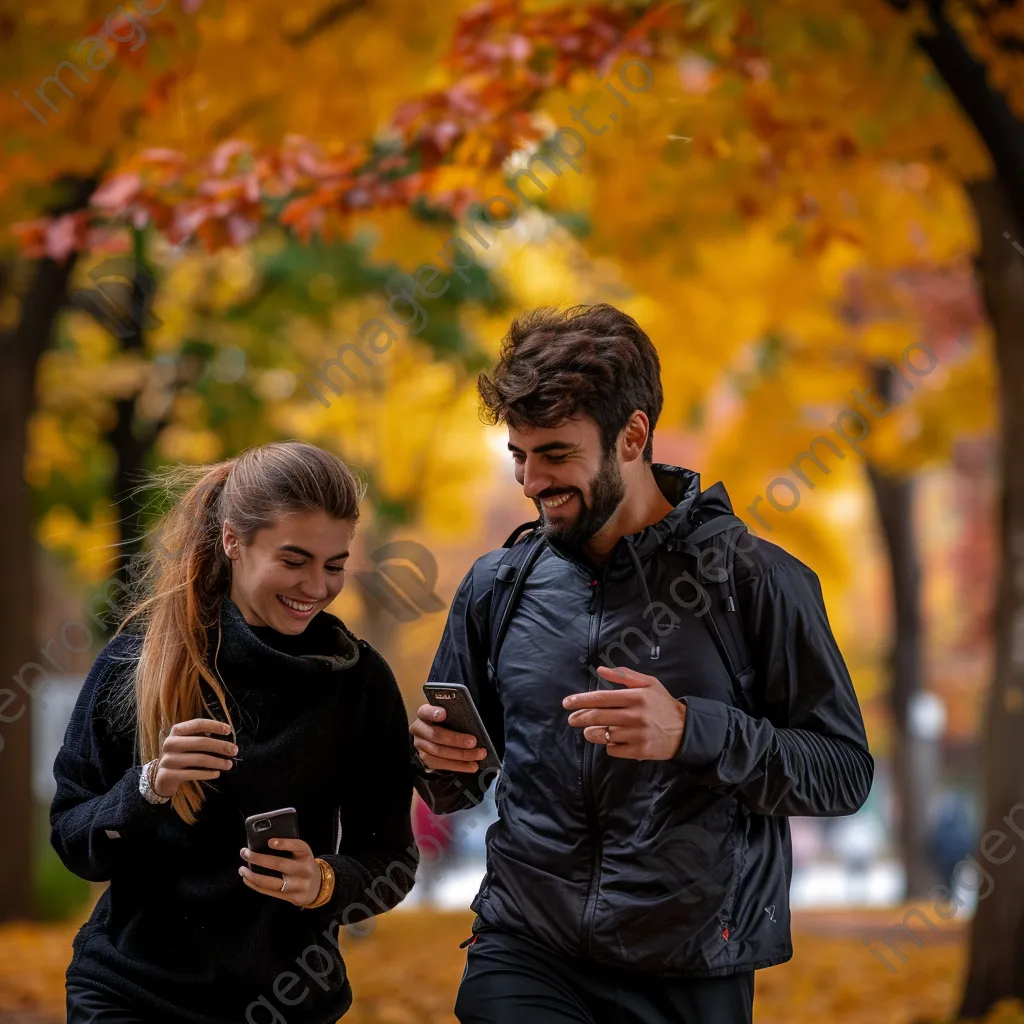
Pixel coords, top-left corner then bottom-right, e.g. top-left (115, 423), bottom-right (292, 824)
top-left (139, 759), bottom-right (169, 805)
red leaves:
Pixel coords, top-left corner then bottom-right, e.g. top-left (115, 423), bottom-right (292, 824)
top-left (9, 0), bottom-right (660, 256)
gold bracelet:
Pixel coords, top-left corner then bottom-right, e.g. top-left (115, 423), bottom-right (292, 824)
top-left (303, 858), bottom-right (335, 910)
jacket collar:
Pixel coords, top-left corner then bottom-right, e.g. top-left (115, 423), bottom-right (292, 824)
top-left (213, 597), bottom-right (361, 683)
top-left (618, 464), bottom-right (734, 565)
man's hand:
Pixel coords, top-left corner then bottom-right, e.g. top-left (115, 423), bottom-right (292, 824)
top-left (563, 666), bottom-right (687, 760)
top-left (410, 704), bottom-right (489, 773)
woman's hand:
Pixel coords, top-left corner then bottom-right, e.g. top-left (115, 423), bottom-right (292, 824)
top-left (238, 839), bottom-right (322, 907)
top-left (152, 718), bottom-right (237, 799)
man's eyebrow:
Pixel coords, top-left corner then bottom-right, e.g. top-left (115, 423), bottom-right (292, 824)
top-left (507, 441), bottom-right (579, 454)
top-left (279, 545), bottom-right (350, 560)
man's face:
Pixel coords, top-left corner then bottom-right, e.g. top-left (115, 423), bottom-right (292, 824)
top-left (507, 417), bottom-right (626, 550)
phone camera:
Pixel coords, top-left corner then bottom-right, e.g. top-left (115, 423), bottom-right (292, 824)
top-left (253, 819), bottom-right (271, 833)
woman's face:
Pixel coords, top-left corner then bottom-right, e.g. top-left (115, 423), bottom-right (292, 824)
top-left (222, 510), bottom-right (356, 633)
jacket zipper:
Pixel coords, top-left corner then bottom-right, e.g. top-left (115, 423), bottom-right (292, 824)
top-left (580, 567), bottom-right (606, 958)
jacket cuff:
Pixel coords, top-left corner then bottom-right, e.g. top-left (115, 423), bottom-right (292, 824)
top-left (674, 696), bottom-right (729, 768)
top-left (108, 766), bottom-right (169, 838)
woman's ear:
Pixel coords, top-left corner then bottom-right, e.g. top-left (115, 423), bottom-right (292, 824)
top-left (222, 520), bottom-right (240, 560)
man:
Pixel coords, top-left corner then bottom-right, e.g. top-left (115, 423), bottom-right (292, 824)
top-left (410, 303), bottom-right (873, 1024)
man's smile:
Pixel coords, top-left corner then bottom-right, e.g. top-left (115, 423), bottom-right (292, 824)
top-left (542, 493), bottom-right (575, 510)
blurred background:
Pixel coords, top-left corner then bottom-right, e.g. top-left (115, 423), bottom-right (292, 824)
top-left (2, 0), bottom-right (1024, 1021)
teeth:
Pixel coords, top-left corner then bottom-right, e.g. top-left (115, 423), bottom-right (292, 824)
top-left (543, 493), bottom-right (573, 509)
top-left (280, 596), bottom-right (317, 612)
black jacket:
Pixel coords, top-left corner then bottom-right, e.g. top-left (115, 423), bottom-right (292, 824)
top-left (415, 465), bottom-right (873, 977)
top-left (51, 598), bottom-right (417, 1024)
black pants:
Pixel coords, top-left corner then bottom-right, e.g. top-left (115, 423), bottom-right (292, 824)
top-left (66, 983), bottom-right (154, 1024)
top-left (455, 927), bottom-right (755, 1024)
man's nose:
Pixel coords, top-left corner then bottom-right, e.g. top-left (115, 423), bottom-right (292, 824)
top-left (521, 459), bottom-right (551, 499)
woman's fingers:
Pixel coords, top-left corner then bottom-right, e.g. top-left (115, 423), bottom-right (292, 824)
top-left (239, 842), bottom-right (318, 905)
top-left (239, 866), bottom-right (287, 894)
top-left (263, 838), bottom-right (314, 859)
top-left (163, 733), bottom-right (238, 759)
top-left (159, 751), bottom-right (235, 771)
top-left (162, 768), bottom-right (223, 783)
top-left (172, 718), bottom-right (233, 738)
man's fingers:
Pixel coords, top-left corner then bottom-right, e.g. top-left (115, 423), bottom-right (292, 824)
top-left (416, 737), bottom-right (487, 763)
top-left (416, 703), bottom-right (445, 724)
top-left (582, 726), bottom-right (644, 746)
top-left (566, 709), bottom-right (636, 729)
top-left (410, 719), bottom-right (479, 749)
top-left (562, 689), bottom-right (643, 710)
top-left (418, 750), bottom-right (481, 773)
top-left (595, 666), bottom-right (658, 688)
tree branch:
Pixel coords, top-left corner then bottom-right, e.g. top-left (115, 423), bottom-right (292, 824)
top-left (901, 0), bottom-right (1024, 230)
top-left (284, 0), bottom-right (368, 47)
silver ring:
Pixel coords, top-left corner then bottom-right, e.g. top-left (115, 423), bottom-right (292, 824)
top-left (605, 726), bottom-right (612, 743)
top-left (280, 876), bottom-right (288, 893)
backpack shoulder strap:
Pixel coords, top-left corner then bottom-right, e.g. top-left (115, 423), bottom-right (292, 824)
top-left (487, 520), bottom-right (546, 684)
top-left (678, 514), bottom-right (756, 714)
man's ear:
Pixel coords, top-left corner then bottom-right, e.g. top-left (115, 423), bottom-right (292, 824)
top-left (620, 411), bottom-right (650, 463)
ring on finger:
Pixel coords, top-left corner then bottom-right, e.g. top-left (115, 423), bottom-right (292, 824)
top-left (605, 726), bottom-right (612, 743)
top-left (280, 876), bottom-right (288, 893)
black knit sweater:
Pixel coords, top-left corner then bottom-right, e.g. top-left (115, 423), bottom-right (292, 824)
top-left (51, 598), bottom-right (418, 1024)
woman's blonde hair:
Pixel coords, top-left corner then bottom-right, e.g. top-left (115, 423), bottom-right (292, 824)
top-left (118, 441), bottom-right (365, 823)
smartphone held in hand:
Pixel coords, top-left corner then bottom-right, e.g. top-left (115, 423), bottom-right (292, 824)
top-left (423, 682), bottom-right (502, 773)
top-left (243, 807), bottom-right (300, 877)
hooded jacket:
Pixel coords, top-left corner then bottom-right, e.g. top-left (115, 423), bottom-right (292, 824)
top-left (415, 465), bottom-right (873, 977)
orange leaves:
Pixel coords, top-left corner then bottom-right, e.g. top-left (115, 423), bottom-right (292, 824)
top-left (2, 907), bottom-right (1022, 1023)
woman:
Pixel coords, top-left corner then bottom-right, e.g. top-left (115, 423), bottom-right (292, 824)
top-left (51, 441), bottom-right (418, 1024)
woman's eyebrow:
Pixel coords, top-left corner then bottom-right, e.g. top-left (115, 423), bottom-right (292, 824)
top-left (278, 544), bottom-right (350, 560)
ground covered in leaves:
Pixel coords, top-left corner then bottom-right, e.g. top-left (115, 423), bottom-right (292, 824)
top-left (0, 907), bottom-right (1021, 1023)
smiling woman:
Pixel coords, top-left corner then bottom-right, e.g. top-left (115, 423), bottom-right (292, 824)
top-left (48, 440), bottom-right (418, 1024)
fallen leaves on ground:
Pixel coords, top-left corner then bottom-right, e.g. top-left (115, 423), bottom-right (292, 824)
top-left (0, 906), bottom-right (1022, 1024)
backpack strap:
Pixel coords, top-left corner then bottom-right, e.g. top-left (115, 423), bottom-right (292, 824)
top-left (487, 521), bottom-right (546, 685)
top-left (676, 514), bottom-right (756, 715)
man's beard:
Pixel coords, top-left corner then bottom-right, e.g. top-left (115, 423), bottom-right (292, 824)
top-left (534, 450), bottom-right (626, 552)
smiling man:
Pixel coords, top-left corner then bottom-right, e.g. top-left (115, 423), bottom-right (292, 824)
top-left (409, 303), bottom-right (874, 1024)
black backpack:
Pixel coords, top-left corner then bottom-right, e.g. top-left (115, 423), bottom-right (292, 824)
top-left (485, 513), bottom-right (758, 716)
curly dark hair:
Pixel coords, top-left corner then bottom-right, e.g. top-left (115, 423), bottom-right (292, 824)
top-left (477, 303), bottom-right (663, 461)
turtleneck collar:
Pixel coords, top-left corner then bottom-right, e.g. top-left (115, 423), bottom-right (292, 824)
top-left (212, 597), bottom-right (360, 683)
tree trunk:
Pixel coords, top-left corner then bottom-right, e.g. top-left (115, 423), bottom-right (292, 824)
top-left (865, 403), bottom-right (936, 898)
top-left (958, 179), bottom-right (1024, 1019)
top-left (100, 246), bottom-right (161, 593)
top-left (0, 255), bottom-right (79, 920)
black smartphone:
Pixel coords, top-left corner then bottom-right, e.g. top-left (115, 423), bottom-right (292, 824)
top-left (423, 682), bottom-right (502, 773)
top-left (244, 807), bottom-right (300, 877)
